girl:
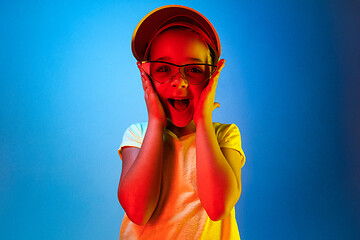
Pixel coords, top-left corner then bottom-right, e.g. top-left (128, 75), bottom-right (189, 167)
top-left (117, 5), bottom-right (245, 239)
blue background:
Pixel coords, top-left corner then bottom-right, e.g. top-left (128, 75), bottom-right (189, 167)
top-left (1, 0), bottom-right (359, 239)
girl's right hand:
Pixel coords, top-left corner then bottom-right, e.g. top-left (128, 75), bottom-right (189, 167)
top-left (137, 62), bottom-right (167, 128)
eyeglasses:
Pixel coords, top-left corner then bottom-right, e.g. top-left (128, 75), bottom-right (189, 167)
top-left (141, 60), bottom-right (217, 85)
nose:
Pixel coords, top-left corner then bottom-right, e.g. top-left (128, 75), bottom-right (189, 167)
top-left (171, 68), bottom-right (188, 88)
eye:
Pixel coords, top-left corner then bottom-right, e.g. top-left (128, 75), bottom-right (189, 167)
top-left (155, 64), bottom-right (171, 73)
top-left (186, 66), bottom-right (204, 74)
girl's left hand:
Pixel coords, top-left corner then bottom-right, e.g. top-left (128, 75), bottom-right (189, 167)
top-left (193, 59), bottom-right (225, 126)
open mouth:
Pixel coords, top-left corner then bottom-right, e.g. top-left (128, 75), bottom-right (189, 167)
top-left (168, 98), bottom-right (190, 111)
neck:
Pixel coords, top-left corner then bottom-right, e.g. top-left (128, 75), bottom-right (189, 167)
top-left (166, 120), bottom-right (196, 138)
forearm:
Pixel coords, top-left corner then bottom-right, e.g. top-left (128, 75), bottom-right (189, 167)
top-left (118, 120), bottom-right (164, 225)
top-left (196, 119), bottom-right (240, 221)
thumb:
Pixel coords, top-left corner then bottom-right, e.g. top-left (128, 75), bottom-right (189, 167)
top-left (213, 102), bottom-right (221, 111)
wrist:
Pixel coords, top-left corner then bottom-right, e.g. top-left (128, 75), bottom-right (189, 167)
top-left (148, 117), bottom-right (166, 131)
top-left (194, 116), bottom-right (213, 129)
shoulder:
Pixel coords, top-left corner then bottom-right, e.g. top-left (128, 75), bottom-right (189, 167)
top-left (122, 122), bottom-right (148, 141)
top-left (126, 122), bottom-right (148, 134)
top-left (213, 122), bottom-right (245, 165)
top-left (119, 122), bottom-right (148, 159)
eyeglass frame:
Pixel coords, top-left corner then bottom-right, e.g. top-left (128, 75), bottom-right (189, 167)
top-left (141, 60), bottom-right (218, 85)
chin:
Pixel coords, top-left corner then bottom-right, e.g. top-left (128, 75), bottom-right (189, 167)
top-left (164, 103), bottom-right (194, 128)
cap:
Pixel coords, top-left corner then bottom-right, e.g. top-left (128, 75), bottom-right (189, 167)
top-left (131, 5), bottom-right (221, 62)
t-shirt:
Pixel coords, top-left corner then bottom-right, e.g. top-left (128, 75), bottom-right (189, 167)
top-left (118, 122), bottom-right (246, 240)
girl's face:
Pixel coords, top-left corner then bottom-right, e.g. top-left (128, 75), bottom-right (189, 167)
top-left (148, 29), bottom-right (212, 128)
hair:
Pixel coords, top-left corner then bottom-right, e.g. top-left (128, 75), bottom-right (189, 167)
top-left (146, 26), bottom-right (218, 65)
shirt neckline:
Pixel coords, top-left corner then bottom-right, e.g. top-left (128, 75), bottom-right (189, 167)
top-left (164, 128), bottom-right (196, 141)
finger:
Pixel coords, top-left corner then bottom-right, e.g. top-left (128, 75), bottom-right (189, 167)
top-left (138, 61), bottom-right (150, 81)
top-left (141, 72), bottom-right (148, 91)
top-left (141, 73), bottom-right (157, 99)
top-left (140, 64), bottom-right (152, 88)
top-left (208, 59), bottom-right (225, 90)
top-left (217, 59), bottom-right (225, 72)
top-left (212, 59), bottom-right (225, 78)
top-left (137, 61), bottom-right (142, 71)
top-left (213, 59), bottom-right (225, 80)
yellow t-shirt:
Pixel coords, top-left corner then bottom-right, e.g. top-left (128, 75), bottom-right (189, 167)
top-left (118, 122), bottom-right (245, 240)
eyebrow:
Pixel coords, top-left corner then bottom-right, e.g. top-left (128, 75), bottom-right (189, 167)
top-left (154, 57), bottom-right (171, 61)
top-left (188, 57), bottom-right (204, 63)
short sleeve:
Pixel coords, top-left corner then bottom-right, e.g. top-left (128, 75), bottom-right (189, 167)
top-left (118, 122), bottom-right (148, 160)
top-left (214, 123), bottom-right (246, 168)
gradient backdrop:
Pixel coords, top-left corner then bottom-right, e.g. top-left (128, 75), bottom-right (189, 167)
top-left (1, 0), bottom-right (359, 239)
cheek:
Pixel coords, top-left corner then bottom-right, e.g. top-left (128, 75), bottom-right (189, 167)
top-left (191, 84), bottom-right (207, 105)
top-left (152, 83), bottom-right (169, 107)
top-left (194, 83), bottom-right (207, 97)
top-left (152, 82), bottom-right (164, 97)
